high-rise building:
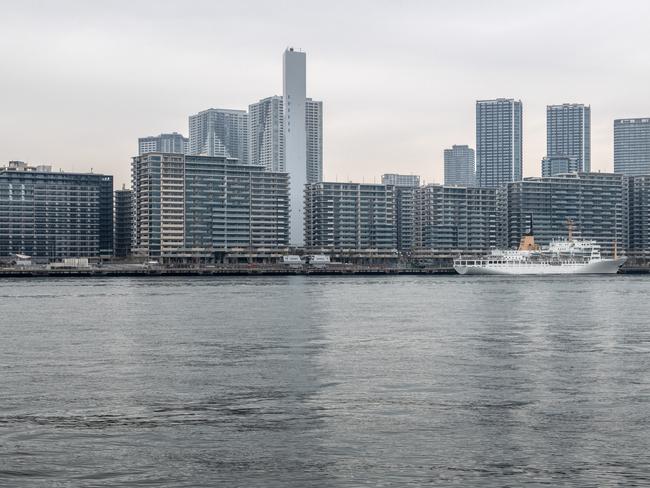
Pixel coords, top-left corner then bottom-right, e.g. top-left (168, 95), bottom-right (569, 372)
top-left (614, 118), bottom-right (650, 176)
top-left (305, 98), bottom-right (323, 183)
top-left (380, 175), bottom-right (420, 252)
top-left (546, 104), bottom-right (591, 172)
top-left (284, 47), bottom-right (307, 246)
top-left (415, 185), bottom-right (498, 252)
top-left (395, 187), bottom-right (417, 252)
top-left (249, 96), bottom-right (285, 172)
top-left (188, 109), bottom-right (249, 163)
top-left (541, 156), bottom-right (579, 177)
top-left (628, 175), bottom-right (650, 259)
top-left (183, 156), bottom-right (289, 251)
top-left (131, 153), bottom-right (289, 259)
top-left (476, 98), bottom-right (523, 188)
top-left (304, 182), bottom-right (397, 250)
top-left (501, 173), bottom-right (628, 256)
top-left (138, 132), bottom-right (188, 155)
top-left (0, 161), bottom-right (113, 259)
top-left (444, 145), bottom-right (475, 186)
top-left (381, 174), bottom-right (420, 187)
top-left (114, 187), bottom-right (133, 258)
top-left (248, 95), bottom-right (322, 181)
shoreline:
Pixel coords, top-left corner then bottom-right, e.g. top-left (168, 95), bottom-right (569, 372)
top-left (0, 266), bottom-right (648, 278)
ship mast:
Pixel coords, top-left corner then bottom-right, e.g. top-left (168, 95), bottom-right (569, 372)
top-left (566, 218), bottom-right (574, 241)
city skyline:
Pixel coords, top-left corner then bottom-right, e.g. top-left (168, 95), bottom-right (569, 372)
top-left (2, 1), bottom-right (650, 188)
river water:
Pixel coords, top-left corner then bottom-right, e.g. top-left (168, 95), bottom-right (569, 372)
top-left (1, 275), bottom-right (649, 486)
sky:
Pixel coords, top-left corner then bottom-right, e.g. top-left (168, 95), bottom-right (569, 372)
top-left (1, 0), bottom-right (649, 188)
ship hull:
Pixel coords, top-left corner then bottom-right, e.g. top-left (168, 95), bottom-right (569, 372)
top-left (454, 257), bottom-right (627, 275)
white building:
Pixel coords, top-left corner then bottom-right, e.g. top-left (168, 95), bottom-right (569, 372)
top-left (381, 174), bottom-right (420, 187)
top-left (138, 132), bottom-right (188, 155)
top-left (248, 96), bottom-right (285, 173)
top-left (188, 108), bottom-right (249, 163)
top-left (305, 98), bottom-right (323, 184)
top-left (283, 47), bottom-right (307, 246)
top-left (249, 95), bottom-right (322, 182)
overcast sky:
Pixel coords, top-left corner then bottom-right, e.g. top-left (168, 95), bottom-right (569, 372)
top-left (1, 0), bottom-right (649, 187)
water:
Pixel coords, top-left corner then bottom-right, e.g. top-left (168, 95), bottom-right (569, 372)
top-left (1, 275), bottom-right (649, 487)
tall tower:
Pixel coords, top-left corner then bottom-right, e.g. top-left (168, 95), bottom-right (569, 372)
top-left (188, 108), bottom-right (249, 163)
top-left (476, 98), bottom-right (523, 188)
top-left (283, 47), bottom-right (307, 246)
top-left (614, 118), bottom-right (650, 176)
top-left (444, 145), bottom-right (475, 186)
top-left (249, 96), bottom-right (285, 172)
top-left (546, 103), bottom-right (591, 172)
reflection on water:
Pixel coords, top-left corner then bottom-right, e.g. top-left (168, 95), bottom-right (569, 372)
top-left (1, 275), bottom-right (649, 486)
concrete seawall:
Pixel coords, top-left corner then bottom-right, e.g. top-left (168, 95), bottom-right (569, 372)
top-left (0, 266), bottom-right (457, 278)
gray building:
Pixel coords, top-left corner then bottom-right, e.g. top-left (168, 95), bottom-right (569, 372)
top-left (380, 174), bottom-right (420, 252)
top-left (183, 156), bottom-right (289, 250)
top-left (248, 95), bottom-right (323, 183)
top-left (0, 161), bottom-right (113, 259)
top-left (444, 145), bottom-right (475, 186)
top-left (381, 174), bottom-right (420, 187)
top-left (501, 173), bottom-right (628, 256)
top-left (188, 108), bottom-right (249, 163)
top-left (629, 175), bottom-right (650, 258)
top-left (541, 156), bottom-right (579, 177)
top-left (114, 187), bottom-right (133, 258)
top-left (415, 185), bottom-right (498, 252)
top-left (304, 182), bottom-right (397, 250)
top-left (131, 153), bottom-right (289, 259)
top-left (476, 98), bottom-right (523, 188)
top-left (614, 118), bottom-right (650, 176)
top-left (138, 132), bottom-right (188, 155)
top-left (546, 104), bottom-right (591, 172)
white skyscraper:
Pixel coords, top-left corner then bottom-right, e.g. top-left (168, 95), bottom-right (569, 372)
top-left (305, 98), bottom-right (323, 183)
top-left (249, 96), bottom-right (322, 181)
top-left (248, 96), bottom-right (285, 172)
top-left (283, 47), bottom-right (307, 246)
top-left (188, 108), bottom-right (249, 163)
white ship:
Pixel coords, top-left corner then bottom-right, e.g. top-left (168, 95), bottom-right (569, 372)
top-left (454, 222), bottom-right (627, 276)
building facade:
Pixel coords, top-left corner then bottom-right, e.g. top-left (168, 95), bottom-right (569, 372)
top-left (249, 96), bottom-right (285, 173)
top-left (138, 132), bottom-right (188, 155)
top-left (502, 173), bottom-right (628, 256)
top-left (541, 156), bottom-right (579, 177)
top-left (379, 175), bottom-right (419, 252)
top-left (284, 47), bottom-right (308, 246)
top-left (114, 187), bottom-right (133, 258)
top-left (381, 174), bottom-right (420, 187)
top-left (614, 118), bottom-right (650, 176)
top-left (304, 182), bottom-right (397, 250)
top-left (395, 186), bottom-right (418, 252)
top-left (476, 98), bottom-right (523, 188)
top-left (546, 104), bottom-right (591, 172)
top-left (183, 156), bottom-right (289, 250)
top-left (415, 185), bottom-right (498, 252)
top-left (248, 95), bottom-right (323, 183)
top-left (444, 145), bottom-right (475, 186)
top-left (0, 161), bottom-right (113, 259)
top-left (131, 153), bottom-right (289, 258)
top-left (188, 108), bottom-right (249, 163)
top-left (629, 175), bottom-right (650, 258)
top-left (305, 98), bottom-right (323, 184)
